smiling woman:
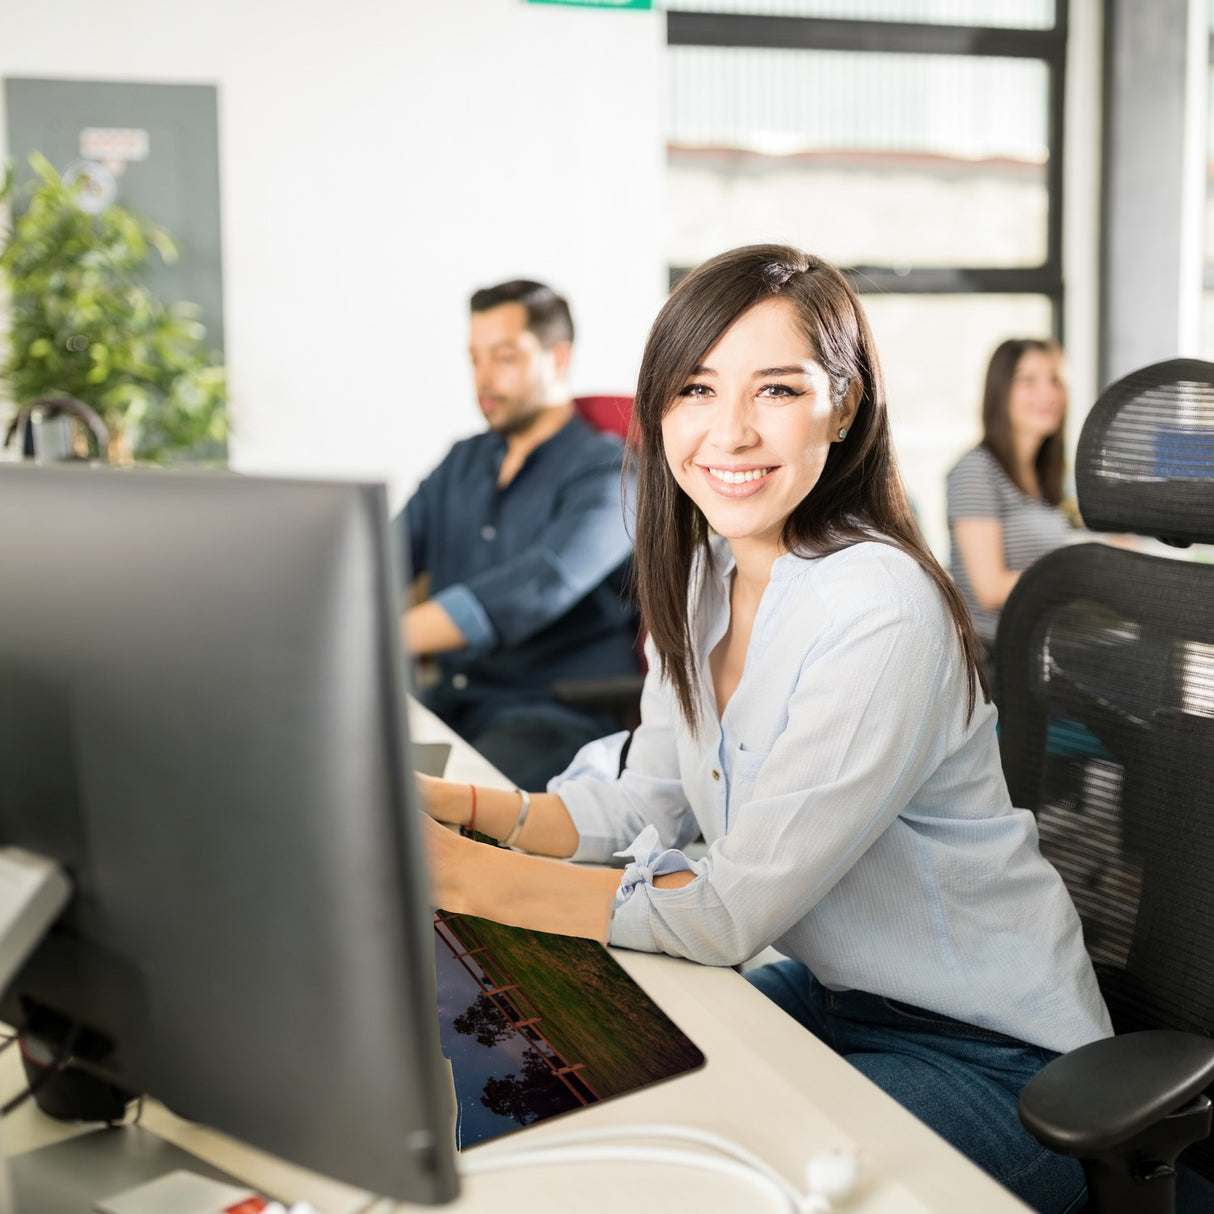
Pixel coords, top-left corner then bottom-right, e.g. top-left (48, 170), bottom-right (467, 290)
top-left (660, 298), bottom-right (852, 558)
top-left (656, 296), bottom-right (858, 719)
top-left (630, 245), bottom-right (982, 729)
top-left (418, 245), bottom-right (1112, 1214)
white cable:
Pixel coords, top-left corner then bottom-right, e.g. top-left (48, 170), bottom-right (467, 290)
top-left (474, 1122), bottom-right (791, 1192)
top-left (463, 1143), bottom-right (804, 1212)
top-left (461, 1122), bottom-right (860, 1214)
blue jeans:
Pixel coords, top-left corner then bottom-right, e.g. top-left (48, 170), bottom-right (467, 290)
top-left (746, 959), bottom-right (1086, 1214)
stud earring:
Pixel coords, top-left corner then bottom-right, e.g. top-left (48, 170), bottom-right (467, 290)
top-left (837, 427), bottom-right (848, 441)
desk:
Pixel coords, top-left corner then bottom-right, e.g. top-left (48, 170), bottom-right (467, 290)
top-left (0, 701), bottom-right (1030, 1214)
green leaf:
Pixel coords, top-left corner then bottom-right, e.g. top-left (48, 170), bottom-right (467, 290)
top-left (1, 152), bottom-right (228, 464)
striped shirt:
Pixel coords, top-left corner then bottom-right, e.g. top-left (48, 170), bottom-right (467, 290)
top-left (555, 537), bottom-right (1111, 1055)
top-left (946, 445), bottom-right (1081, 645)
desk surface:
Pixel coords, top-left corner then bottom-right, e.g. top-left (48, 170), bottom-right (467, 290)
top-left (0, 702), bottom-right (1030, 1214)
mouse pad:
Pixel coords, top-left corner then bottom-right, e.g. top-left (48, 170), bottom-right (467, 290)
top-left (434, 910), bottom-right (705, 1149)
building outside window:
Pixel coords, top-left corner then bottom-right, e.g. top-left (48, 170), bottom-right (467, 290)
top-left (1203, 0), bottom-right (1214, 360)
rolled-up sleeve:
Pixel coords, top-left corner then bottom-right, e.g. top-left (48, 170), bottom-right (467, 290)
top-left (398, 473), bottom-right (498, 648)
top-left (431, 583), bottom-right (497, 650)
top-left (602, 825), bottom-right (708, 953)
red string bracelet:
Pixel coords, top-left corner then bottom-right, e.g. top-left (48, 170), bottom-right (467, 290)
top-left (467, 784), bottom-right (477, 834)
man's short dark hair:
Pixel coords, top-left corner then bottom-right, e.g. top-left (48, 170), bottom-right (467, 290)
top-left (470, 280), bottom-right (574, 349)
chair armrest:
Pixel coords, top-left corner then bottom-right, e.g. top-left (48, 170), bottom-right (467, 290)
top-left (552, 674), bottom-right (645, 716)
top-left (1019, 1030), bottom-right (1214, 1155)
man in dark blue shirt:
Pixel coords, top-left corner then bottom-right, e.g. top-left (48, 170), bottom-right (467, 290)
top-left (398, 279), bottom-right (638, 790)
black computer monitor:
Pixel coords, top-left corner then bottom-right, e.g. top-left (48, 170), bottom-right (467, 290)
top-left (0, 463), bottom-right (458, 1205)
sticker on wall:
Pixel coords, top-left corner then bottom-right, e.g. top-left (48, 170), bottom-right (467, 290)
top-left (80, 126), bottom-right (150, 166)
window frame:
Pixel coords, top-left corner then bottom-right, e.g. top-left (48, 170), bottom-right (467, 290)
top-left (1206, 25), bottom-right (1214, 294)
top-left (665, 6), bottom-right (1069, 331)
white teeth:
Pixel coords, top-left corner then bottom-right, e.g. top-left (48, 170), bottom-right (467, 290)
top-left (708, 467), bottom-right (771, 485)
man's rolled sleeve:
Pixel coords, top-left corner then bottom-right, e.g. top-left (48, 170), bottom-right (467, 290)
top-left (431, 584), bottom-right (498, 653)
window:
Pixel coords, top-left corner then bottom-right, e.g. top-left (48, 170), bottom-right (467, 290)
top-left (666, 1), bottom-right (1054, 25)
top-left (665, 1), bottom-right (1067, 556)
top-left (1203, 5), bottom-right (1214, 359)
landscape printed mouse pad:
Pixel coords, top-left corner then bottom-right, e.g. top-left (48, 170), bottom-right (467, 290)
top-left (434, 910), bottom-right (706, 1148)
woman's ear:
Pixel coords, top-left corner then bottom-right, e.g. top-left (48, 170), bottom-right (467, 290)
top-left (835, 378), bottom-right (862, 440)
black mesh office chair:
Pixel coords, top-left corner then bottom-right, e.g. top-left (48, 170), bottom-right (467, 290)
top-left (996, 358), bottom-right (1214, 1214)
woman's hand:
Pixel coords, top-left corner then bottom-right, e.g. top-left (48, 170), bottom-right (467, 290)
top-left (413, 771), bottom-right (442, 816)
top-left (414, 773), bottom-right (470, 827)
top-left (418, 809), bottom-right (619, 941)
top-left (414, 776), bottom-right (582, 859)
top-left (420, 811), bottom-right (468, 912)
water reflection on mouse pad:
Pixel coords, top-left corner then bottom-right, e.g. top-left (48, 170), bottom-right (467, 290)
top-left (434, 910), bottom-right (705, 1149)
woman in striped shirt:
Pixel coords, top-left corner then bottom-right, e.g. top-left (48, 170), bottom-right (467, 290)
top-left (947, 339), bottom-right (1082, 684)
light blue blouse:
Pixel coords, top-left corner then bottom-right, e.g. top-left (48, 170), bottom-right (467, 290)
top-left (555, 537), bottom-right (1112, 1055)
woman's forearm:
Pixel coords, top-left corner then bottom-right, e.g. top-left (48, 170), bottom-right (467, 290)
top-left (419, 776), bottom-right (580, 857)
top-left (953, 517), bottom-right (1019, 610)
top-left (430, 825), bottom-right (622, 942)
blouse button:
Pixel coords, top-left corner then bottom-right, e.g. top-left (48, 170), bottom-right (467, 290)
top-left (480, 524), bottom-right (497, 541)
top-left (452, 673), bottom-right (469, 690)
top-left (711, 769), bottom-right (720, 781)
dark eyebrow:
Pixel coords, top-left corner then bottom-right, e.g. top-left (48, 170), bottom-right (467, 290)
top-left (686, 364), bottom-right (811, 378)
top-left (756, 365), bottom-right (811, 377)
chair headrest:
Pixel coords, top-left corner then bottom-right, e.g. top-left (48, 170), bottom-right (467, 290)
top-left (1076, 357), bottom-right (1214, 548)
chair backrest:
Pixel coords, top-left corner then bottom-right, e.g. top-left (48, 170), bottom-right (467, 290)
top-left (1075, 357), bottom-right (1214, 547)
top-left (574, 395), bottom-right (634, 444)
top-left (3, 395), bottom-right (109, 463)
top-left (996, 357), bottom-right (1214, 1181)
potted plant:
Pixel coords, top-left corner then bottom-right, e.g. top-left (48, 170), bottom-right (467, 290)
top-left (0, 152), bottom-right (228, 465)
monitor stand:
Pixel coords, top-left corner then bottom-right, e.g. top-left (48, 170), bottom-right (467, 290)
top-left (0, 849), bottom-right (246, 1212)
top-left (3, 1126), bottom-right (250, 1214)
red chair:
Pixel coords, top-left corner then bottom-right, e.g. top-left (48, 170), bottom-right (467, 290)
top-left (574, 395), bottom-right (636, 445)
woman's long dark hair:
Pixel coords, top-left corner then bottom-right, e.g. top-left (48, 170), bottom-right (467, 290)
top-left (980, 337), bottom-right (1067, 505)
top-left (628, 244), bottom-right (989, 730)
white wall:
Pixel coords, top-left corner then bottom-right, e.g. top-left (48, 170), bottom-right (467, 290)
top-left (0, 0), bottom-right (667, 510)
